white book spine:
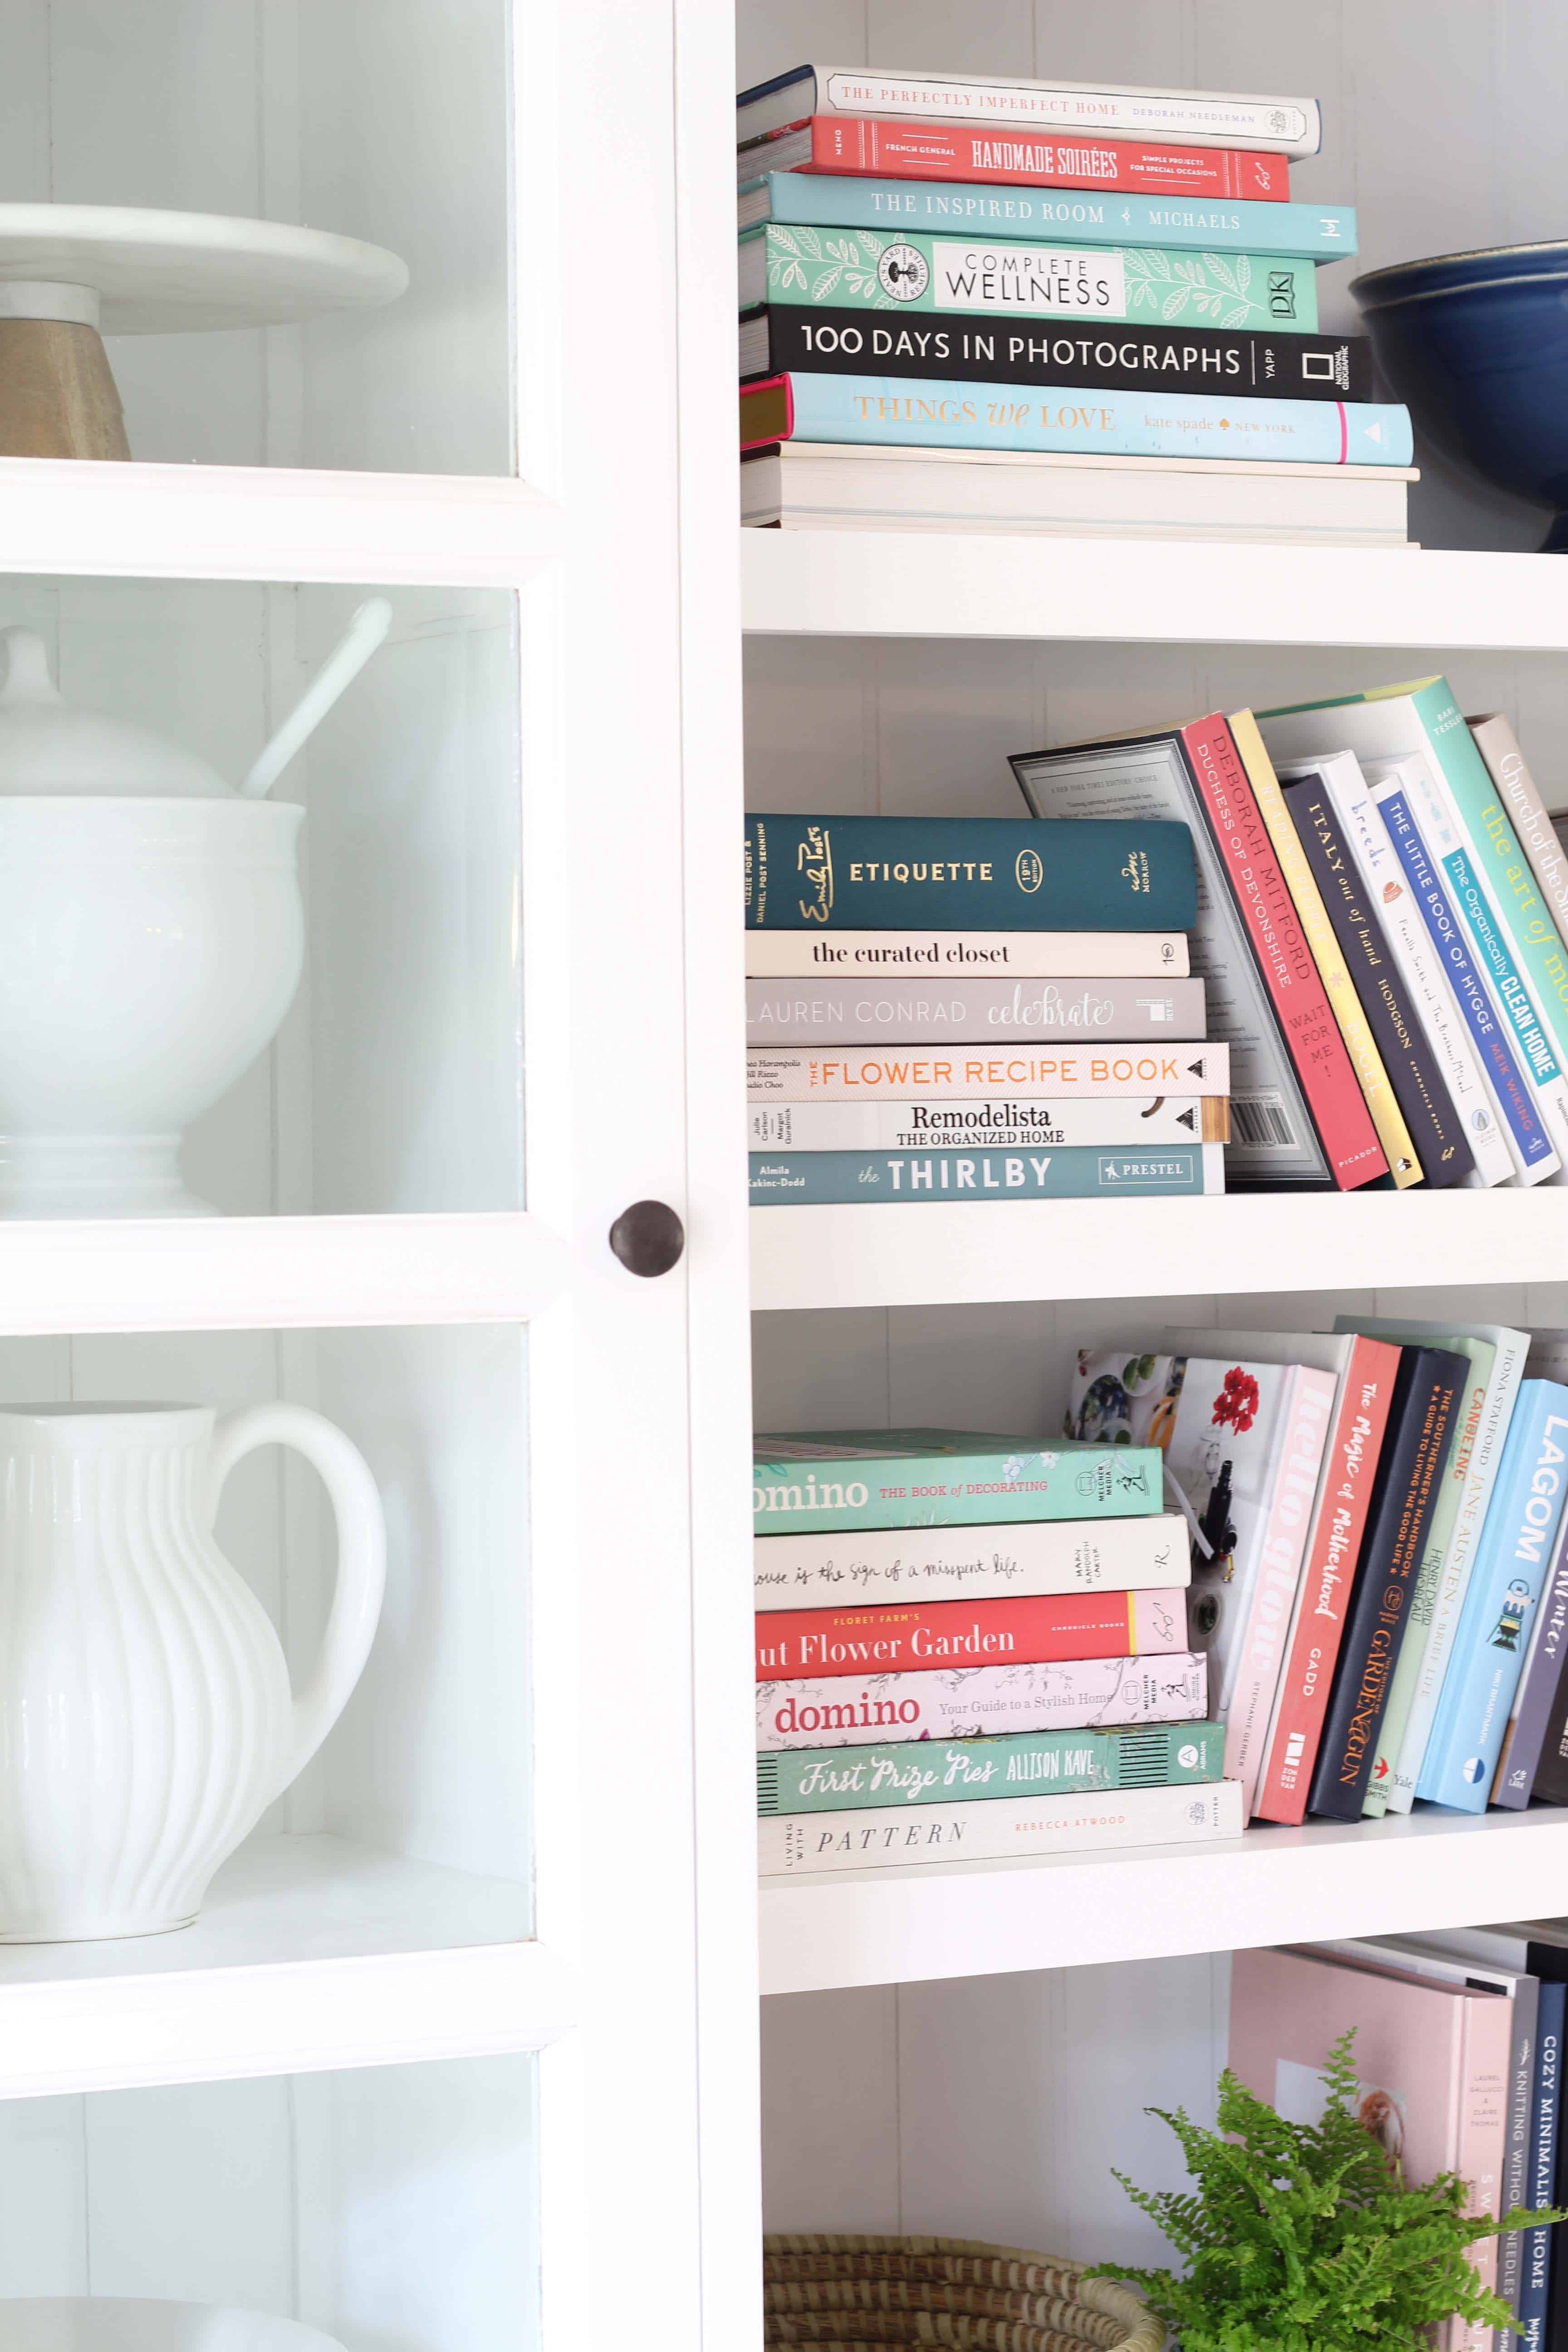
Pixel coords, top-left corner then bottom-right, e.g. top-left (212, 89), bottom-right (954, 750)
top-left (748, 1098), bottom-right (1216, 1151)
top-left (743, 931), bottom-right (1191, 979)
top-left (769, 67), bottom-right (1322, 158)
top-left (755, 1511), bottom-right (1189, 1610)
top-left (757, 1652), bottom-right (1209, 1751)
top-left (759, 1775), bottom-right (1243, 1874)
top-left (1386, 1329), bottom-right (1529, 1813)
top-left (1321, 758), bottom-right (1514, 1188)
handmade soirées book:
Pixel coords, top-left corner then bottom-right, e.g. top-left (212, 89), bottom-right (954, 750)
top-left (749, 1096), bottom-right (1230, 1152)
top-left (740, 223), bottom-right (1320, 328)
top-left (749, 1142), bottom-right (1224, 1201)
top-left (760, 1776), bottom-right (1244, 1875)
top-left (1012, 716), bottom-right (1387, 1191)
top-left (754, 1509), bottom-right (1190, 1611)
top-left (744, 812), bottom-right (1197, 933)
top-left (755, 1651), bottom-right (1210, 1750)
top-left (757, 1719), bottom-right (1224, 1813)
top-left (743, 929), bottom-right (1191, 977)
top-left (743, 306), bottom-right (1370, 401)
top-left (744, 973), bottom-right (1208, 1043)
top-left (740, 373), bottom-right (1413, 464)
top-left (1307, 1345), bottom-right (1466, 1822)
top-left (754, 1586), bottom-right (1188, 1679)
top-left (747, 1043), bottom-right (1232, 1100)
top-left (736, 171), bottom-right (1356, 255)
top-left (737, 117), bottom-right (1294, 199)
top-left (753, 1428), bottom-right (1163, 1531)
top-left (736, 67), bottom-right (1324, 157)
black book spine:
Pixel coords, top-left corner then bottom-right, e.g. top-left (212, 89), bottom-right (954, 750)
top-left (742, 305), bottom-right (1377, 402)
top-left (1307, 1345), bottom-right (1467, 1820)
top-left (1280, 776), bottom-right (1475, 1187)
top-left (1527, 1646), bottom-right (1568, 1808)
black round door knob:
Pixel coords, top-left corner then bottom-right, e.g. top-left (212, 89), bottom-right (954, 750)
top-left (609, 1200), bottom-right (686, 1277)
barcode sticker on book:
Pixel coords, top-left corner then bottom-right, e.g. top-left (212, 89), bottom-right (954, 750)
top-left (1230, 1093), bottom-right (1299, 1151)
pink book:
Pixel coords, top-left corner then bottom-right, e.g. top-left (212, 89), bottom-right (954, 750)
top-left (1231, 1946), bottom-right (1512, 2347)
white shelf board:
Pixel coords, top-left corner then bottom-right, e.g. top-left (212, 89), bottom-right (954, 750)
top-left (760, 1804), bottom-right (1568, 1995)
top-left (750, 1190), bottom-right (1568, 1311)
top-left (741, 529), bottom-right (1568, 651)
top-left (0, 1833), bottom-right (568, 2096)
top-left (0, 1210), bottom-right (566, 1334)
top-left (0, 456), bottom-right (563, 587)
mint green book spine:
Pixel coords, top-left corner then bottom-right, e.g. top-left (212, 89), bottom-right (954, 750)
top-left (754, 223), bottom-right (1318, 332)
top-left (753, 1431), bottom-right (1163, 1530)
top-left (757, 1720), bottom-right (1224, 1814)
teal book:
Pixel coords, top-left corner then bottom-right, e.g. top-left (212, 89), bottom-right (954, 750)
top-left (757, 1719), bottom-right (1224, 1814)
top-left (750, 1143), bottom-right (1222, 1201)
top-left (753, 1427), bottom-right (1163, 1531)
top-left (738, 173), bottom-right (1356, 259)
top-left (1417, 1378), bottom-right (1568, 1812)
top-left (741, 371), bottom-right (1414, 464)
top-left (742, 221), bottom-right (1319, 330)
top-left (744, 813), bottom-right (1197, 932)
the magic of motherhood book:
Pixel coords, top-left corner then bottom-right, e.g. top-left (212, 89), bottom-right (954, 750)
top-left (744, 813), bottom-right (1197, 932)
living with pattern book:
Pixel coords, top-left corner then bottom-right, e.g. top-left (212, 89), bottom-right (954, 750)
top-left (735, 62), bottom-right (1411, 545)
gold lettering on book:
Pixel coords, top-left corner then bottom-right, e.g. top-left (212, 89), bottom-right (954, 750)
top-left (797, 825), bottom-right (833, 924)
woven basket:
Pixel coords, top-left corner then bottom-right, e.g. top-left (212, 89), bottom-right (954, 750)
top-left (764, 2237), bottom-right (1163, 2352)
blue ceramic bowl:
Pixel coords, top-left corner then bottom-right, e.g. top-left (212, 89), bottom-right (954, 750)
top-left (1353, 241), bottom-right (1568, 548)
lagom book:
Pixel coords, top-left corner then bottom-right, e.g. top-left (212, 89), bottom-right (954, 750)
top-left (753, 1427), bottom-right (1163, 1532)
top-left (748, 1096), bottom-right (1230, 1150)
top-left (760, 1776), bottom-right (1244, 1874)
top-left (750, 1142), bottom-right (1224, 1201)
top-left (744, 308), bottom-right (1370, 402)
top-left (743, 812), bottom-right (1196, 932)
top-left (754, 1587), bottom-right (1189, 1678)
top-left (744, 972), bottom-right (1208, 1043)
top-left (743, 928), bottom-right (1191, 976)
top-left (754, 1509), bottom-right (1189, 1611)
top-left (738, 171), bottom-right (1356, 257)
top-left (736, 67), bottom-right (1323, 157)
top-left (757, 1719), bottom-right (1224, 1813)
top-left (737, 118), bottom-right (1294, 201)
top-left (757, 1651), bottom-right (1210, 1750)
top-left (740, 222), bottom-right (1319, 329)
top-left (740, 372), bottom-right (1413, 464)
top-left (747, 1043), bottom-right (1232, 1101)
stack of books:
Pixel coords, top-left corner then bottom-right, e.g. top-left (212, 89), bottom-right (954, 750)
top-left (1234, 1930), bottom-right (1568, 2352)
top-left (1070, 1318), bottom-right (1568, 1827)
top-left (754, 1427), bottom-right (1235, 1876)
top-left (745, 809), bottom-right (1230, 1206)
top-left (736, 63), bottom-right (1415, 544)
top-left (1017, 687), bottom-right (1568, 1192)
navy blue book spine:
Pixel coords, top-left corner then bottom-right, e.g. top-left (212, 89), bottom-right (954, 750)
top-left (1526, 1981), bottom-right (1565, 2352)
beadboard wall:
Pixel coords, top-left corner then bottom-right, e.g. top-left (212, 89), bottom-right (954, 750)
top-left (737, 0), bottom-right (1563, 553)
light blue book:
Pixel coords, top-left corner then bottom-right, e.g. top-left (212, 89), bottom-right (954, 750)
top-left (750, 371), bottom-right (1413, 464)
top-left (738, 172), bottom-right (1356, 259)
top-left (1418, 1378), bottom-right (1568, 1812)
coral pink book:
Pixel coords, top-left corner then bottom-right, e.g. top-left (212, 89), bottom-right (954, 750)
top-left (1231, 1945), bottom-right (1512, 2350)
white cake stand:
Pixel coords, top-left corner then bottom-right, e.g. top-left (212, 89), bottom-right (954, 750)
top-left (0, 204), bottom-right (409, 458)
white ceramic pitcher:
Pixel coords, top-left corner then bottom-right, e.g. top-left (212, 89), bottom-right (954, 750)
top-left (0, 1402), bottom-right (386, 1941)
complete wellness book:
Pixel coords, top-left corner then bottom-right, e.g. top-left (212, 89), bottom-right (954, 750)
top-left (743, 813), bottom-right (1197, 931)
top-left (740, 373), bottom-right (1414, 464)
top-left (754, 1588), bottom-right (1189, 1677)
top-left (740, 223), bottom-right (1319, 328)
top-left (750, 1142), bottom-right (1224, 1200)
top-left (757, 1719), bottom-right (1224, 1813)
top-left (753, 1428), bottom-right (1164, 1530)
top-left (754, 1510), bottom-right (1189, 1609)
top-left (738, 172), bottom-right (1356, 257)
top-left (756, 1653), bottom-right (1210, 1748)
top-left (738, 120), bottom-right (1295, 200)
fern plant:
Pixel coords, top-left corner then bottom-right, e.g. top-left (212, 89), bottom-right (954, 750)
top-left (1091, 2029), bottom-right (1563, 2351)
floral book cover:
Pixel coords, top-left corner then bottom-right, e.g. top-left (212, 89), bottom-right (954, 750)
top-left (1068, 1348), bottom-right (1302, 1717)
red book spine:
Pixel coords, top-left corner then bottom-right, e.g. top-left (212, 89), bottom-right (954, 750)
top-left (755, 1586), bottom-right (1188, 1681)
top-left (1251, 1337), bottom-right (1400, 1825)
top-left (789, 115), bottom-right (1288, 199)
top-left (1182, 715), bottom-right (1388, 1191)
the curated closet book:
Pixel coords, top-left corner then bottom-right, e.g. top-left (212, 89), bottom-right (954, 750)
top-left (753, 1429), bottom-right (1163, 1530)
top-left (743, 928), bottom-right (1191, 976)
top-left (746, 1043), bottom-right (1232, 1101)
top-left (754, 1510), bottom-right (1189, 1610)
top-left (757, 1718), bottom-right (1225, 1813)
top-left (759, 1775), bottom-right (1243, 1874)
top-left (755, 1651), bottom-right (1210, 1750)
top-left (738, 118), bottom-right (1296, 200)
